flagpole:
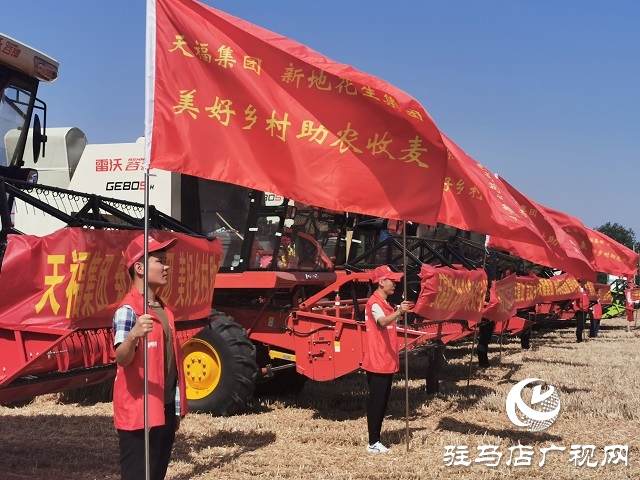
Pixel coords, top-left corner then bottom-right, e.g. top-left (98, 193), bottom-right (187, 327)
top-left (143, 1), bottom-right (156, 478)
top-left (402, 221), bottom-right (409, 452)
top-left (143, 169), bottom-right (151, 480)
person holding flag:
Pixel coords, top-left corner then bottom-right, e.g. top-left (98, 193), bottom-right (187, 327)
top-left (112, 234), bottom-right (188, 480)
top-left (573, 279), bottom-right (591, 343)
top-left (362, 265), bottom-right (413, 453)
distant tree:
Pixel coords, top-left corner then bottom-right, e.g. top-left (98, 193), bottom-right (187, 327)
top-left (594, 222), bottom-right (636, 250)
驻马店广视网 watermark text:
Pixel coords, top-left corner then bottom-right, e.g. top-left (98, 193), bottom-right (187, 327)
top-left (443, 444), bottom-right (628, 468)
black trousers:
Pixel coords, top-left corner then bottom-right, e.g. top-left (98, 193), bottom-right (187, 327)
top-left (477, 321), bottom-right (495, 367)
top-left (575, 311), bottom-right (587, 342)
top-left (590, 317), bottom-right (600, 337)
top-left (117, 403), bottom-right (177, 480)
top-left (366, 372), bottom-right (393, 445)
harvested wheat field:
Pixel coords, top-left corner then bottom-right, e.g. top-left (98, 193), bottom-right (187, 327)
top-left (1, 317), bottom-right (638, 480)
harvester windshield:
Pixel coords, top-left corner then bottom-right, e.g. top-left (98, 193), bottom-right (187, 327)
top-left (0, 33), bottom-right (58, 168)
top-left (185, 176), bottom-right (344, 272)
top-left (0, 69), bottom-right (33, 167)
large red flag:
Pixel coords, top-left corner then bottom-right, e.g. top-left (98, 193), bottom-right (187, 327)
top-left (543, 207), bottom-right (639, 276)
top-left (437, 135), bottom-right (594, 280)
top-left (439, 134), bottom-right (551, 240)
top-left (146, 0), bottom-right (448, 224)
top-left (587, 228), bottom-right (639, 276)
top-left (487, 179), bottom-right (595, 281)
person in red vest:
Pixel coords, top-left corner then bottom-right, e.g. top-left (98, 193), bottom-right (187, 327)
top-left (362, 265), bottom-right (413, 453)
top-left (625, 284), bottom-right (636, 325)
top-left (112, 234), bottom-right (188, 480)
top-left (574, 279), bottom-right (591, 343)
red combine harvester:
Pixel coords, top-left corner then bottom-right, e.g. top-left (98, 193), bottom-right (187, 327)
top-left (0, 33), bottom-right (226, 409)
top-left (0, 33), bottom-right (487, 416)
top-left (3, 33), bottom-right (597, 418)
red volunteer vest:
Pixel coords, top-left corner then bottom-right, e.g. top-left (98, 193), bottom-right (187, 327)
top-left (362, 291), bottom-right (399, 374)
top-left (573, 289), bottom-right (590, 312)
top-left (113, 286), bottom-right (188, 431)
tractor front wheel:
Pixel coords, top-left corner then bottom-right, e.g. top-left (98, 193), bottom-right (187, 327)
top-left (182, 314), bottom-right (257, 416)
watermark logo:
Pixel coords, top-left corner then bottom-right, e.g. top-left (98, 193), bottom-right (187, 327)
top-left (506, 378), bottom-right (561, 432)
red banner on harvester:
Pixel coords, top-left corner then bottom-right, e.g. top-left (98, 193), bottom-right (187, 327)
top-left (513, 274), bottom-right (584, 309)
top-left (483, 273), bottom-right (517, 323)
top-left (147, 0), bottom-right (449, 225)
top-left (595, 283), bottom-right (612, 305)
top-left (413, 265), bottom-right (488, 324)
top-left (0, 228), bottom-right (222, 330)
top-left (625, 288), bottom-right (640, 303)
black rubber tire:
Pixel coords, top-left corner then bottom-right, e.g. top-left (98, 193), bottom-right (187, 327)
top-left (184, 314), bottom-right (258, 416)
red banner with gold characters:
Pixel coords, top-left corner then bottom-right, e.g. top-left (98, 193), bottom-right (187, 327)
top-left (625, 288), bottom-right (640, 303)
top-left (513, 274), bottom-right (587, 309)
top-left (147, 0), bottom-right (448, 225)
top-left (587, 228), bottom-right (639, 277)
top-left (544, 206), bottom-right (639, 277)
top-left (488, 180), bottom-right (595, 281)
top-left (0, 228), bottom-right (222, 330)
top-left (514, 274), bottom-right (541, 309)
top-left (538, 274), bottom-right (583, 303)
top-left (438, 136), bottom-right (567, 266)
top-left (595, 283), bottom-right (612, 305)
top-left (483, 274), bottom-right (517, 323)
top-left (413, 265), bottom-right (488, 324)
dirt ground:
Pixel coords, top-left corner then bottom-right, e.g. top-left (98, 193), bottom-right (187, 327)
top-left (1, 317), bottom-right (638, 479)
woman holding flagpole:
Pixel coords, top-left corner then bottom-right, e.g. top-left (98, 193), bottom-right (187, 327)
top-left (362, 265), bottom-right (413, 453)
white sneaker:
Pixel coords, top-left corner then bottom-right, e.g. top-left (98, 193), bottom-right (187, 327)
top-left (366, 441), bottom-right (389, 453)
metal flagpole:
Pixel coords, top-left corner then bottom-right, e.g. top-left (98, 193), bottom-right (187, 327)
top-left (143, 1), bottom-right (155, 477)
top-left (498, 325), bottom-right (505, 366)
top-left (403, 221), bottom-right (409, 452)
top-left (465, 328), bottom-right (477, 390)
top-left (143, 169), bottom-right (151, 480)
top-left (467, 243), bottom-right (489, 389)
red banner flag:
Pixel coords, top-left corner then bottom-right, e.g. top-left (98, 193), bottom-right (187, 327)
top-left (625, 288), bottom-right (640, 303)
top-left (537, 274), bottom-right (582, 303)
top-left (487, 179), bottom-right (595, 281)
top-left (595, 283), bottom-right (612, 305)
top-left (512, 273), bottom-right (587, 309)
top-left (587, 228), bottom-right (639, 276)
top-left (494, 316), bottom-right (533, 335)
top-left (437, 136), bottom-right (593, 280)
top-left (413, 265), bottom-right (488, 324)
top-left (483, 273), bottom-right (517, 323)
top-left (0, 228), bottom-right (222, 330)
top-left (438, 135), bottom-right (545, 240)
top-left (514, 274), bottom-right (542, 309)
top-left (146, 0), bottom-right (448, 224)
top-left (543, 206), bottom-right (639, 276)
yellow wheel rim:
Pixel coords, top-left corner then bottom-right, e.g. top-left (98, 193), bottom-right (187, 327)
top-left (182, 338), bottom-right (222, 400)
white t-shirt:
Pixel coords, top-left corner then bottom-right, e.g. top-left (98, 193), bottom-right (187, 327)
top-left (371, 303), bottom-right (385, 323)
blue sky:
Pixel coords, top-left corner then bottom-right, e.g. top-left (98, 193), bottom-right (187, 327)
top-left (4, 1), bottom-right (639, 236)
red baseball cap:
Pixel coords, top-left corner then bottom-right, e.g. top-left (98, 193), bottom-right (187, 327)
top-left (370, 265), bottom-right (403, 283)
top-left (124, 234), bottom-right (178, 268)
